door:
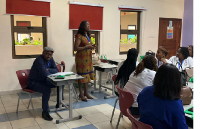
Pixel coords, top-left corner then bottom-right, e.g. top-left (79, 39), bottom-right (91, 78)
top-left (158, 18), bottom-right (182, 59)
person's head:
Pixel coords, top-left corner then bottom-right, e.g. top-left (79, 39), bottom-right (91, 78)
top-left (77, 20), bottom-right (90, 36)
top-left (42, 47), bottom-right (54, 61)
top-left (127, 48), bottom-right (139, 60)
top-left (153, 64), bottom-right (181, 100)
top-left (115, 48), bottom-right (138, 87)
top-left (188, 45), bottom-right (193, 57)
top-left (134, 55), bottom-right (158, 76)
top-left (156, 46), bottom-right (168, 60)
top-left (176, 47), bottom-right (190, 60)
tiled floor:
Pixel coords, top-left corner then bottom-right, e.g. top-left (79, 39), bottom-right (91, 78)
top-left (0, 85), bottom-right (131, 129)
top-left (0, 85), bottom-right (193, 129)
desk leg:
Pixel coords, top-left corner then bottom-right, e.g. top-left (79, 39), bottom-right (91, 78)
top-left (94, 69), bottom-right (97, 90)
top-left (99, 71), bottom-right (102, 92)
top-left (104, 77), bottom-right (116, 99)
top-left (69, 83), bottom-right (73, 118)
top-left (59, 86), bottom-right (62, 108)
top-left (50, 84), bottom-right (82, 124)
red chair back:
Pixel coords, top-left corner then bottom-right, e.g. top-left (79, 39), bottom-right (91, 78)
top-left (116, 85), bottom-right (134, 117)
top-left (112, 75), bottom-right (117, 82)
top-left (127, 109), bottom-right (153, 129)
top-left (101, 59), bottom-right (108, 63)
top-left (57, 64), bottom-right (61, 72)
top-left (16, 69), bottom-right (31, 89)
top-left (61, 61), bottom-right (65, 72)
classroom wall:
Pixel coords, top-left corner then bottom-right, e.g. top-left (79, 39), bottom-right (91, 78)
top-left (182, 0), bottom-right (193, 47)
top-left (0, 0), bottom-right (184, 92)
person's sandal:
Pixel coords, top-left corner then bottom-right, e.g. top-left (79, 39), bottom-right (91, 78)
top-left (84, 93), bottom-right (94, 99)
top-left (79, 94), bottom-right (87, 102)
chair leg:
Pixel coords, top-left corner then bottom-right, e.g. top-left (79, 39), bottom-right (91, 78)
top-left (28, 93), bottom-right (35, 117)
top-left (110, 98), bottom-right (119, 122)
top-left (116, 112), bottom-right (122, 129)
top-left (16, 92), bottom-right (21, 113)
top-left (27, 98), bottom-right (31, 109)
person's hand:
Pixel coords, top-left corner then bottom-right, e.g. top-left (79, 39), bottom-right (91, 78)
top-left (92, 44), bottom-right (97, 50)
top-left (85, 45), bottom-right (94, 49)
top-left (161, 58), bottom-right (167, 63)
top-left (46, 69), bottom-right (49, 71)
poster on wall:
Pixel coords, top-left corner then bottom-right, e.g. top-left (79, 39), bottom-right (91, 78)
top-left (167, 27), bottom-right (173, 39)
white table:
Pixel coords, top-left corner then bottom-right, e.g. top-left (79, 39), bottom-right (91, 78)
top-left (48, 73), bottom-right (84, 124)
top-left (92, 63), bottom-right (118, 99)
top-left (107, 59), bottom-right (125, 65)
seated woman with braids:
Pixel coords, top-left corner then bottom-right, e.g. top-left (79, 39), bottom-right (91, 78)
top-left (123, 55), bottom-right (158, 115)
top-left (114, 48), bottom-right (139, 96)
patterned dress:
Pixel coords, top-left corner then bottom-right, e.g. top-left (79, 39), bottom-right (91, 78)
top-left (75, 34), bottom-right (96, 83)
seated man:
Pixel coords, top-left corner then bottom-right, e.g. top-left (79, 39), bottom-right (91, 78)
top-left (27, 47), bottom-right (59, 121)
top-left (156, 46), bottom-right (172, 67)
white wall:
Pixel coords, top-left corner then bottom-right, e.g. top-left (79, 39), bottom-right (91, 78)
top-left (0, 0), bottom-right (184, 92)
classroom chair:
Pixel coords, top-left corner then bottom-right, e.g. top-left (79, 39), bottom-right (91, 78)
top-left (115, 85), bottom-right (140, 129)
top-left (127, 109), bottom-right (153, 129)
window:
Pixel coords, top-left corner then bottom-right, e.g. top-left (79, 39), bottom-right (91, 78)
top-left (73, 30), bottom-right (99, 55)
top-left (120, 11), bottom-right (141, 54)
top-left (11, 15), bottom-right (47, 59)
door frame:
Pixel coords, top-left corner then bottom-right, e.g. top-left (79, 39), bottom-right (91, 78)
top-left (158, 18), bottom-right (182, 51)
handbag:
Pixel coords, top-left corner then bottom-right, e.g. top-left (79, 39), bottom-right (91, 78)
top-left (180, 86), bottom-right (192, 105)
top-left (145, 50), bottom-right (155, 56)
top-left (180, 70), bottom-right (187, 86)
top-left (92, 53), bottom-right (101, 65)
top-left (186, 67), bottom-right (193, 81)
top-left (177, 62), bottom-right (187, 86)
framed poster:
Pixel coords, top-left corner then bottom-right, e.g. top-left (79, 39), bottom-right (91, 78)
top-left (167, 27), bottom-right (173, 39)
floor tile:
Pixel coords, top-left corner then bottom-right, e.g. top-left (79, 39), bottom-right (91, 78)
top-left (72, 101), bottom-right (91, 109)
top-left (10, 118), bottom-right (38, 129)
top-left (20, 125), bottom-right (41, 129)
top-left (113, 116), bottom-right (132, 128)
top-left (31, 108), bottom-right (43, 117)
top-left (72, 124), bottom-right (97, 129)
top-left (0, 113), bottom-right (10, 122)
top-left (86, 99), bottom-right (106, 106)
top-left (22, 98), bottom-right (42, 104)
top-left (35, 116), bottom-right (53, 125)
top-left (92, 104), bottom-right (114, 112)
top-left (1, 94), bottom-right (18, 99)
top-left (39, 122), bottom-right (69, 129)
top-left (34, 113), bottom-right (60, 125)
top-left (64, 117), bottom-right (91, 128)
top-left (7, 110), bottom-right (33, 121)
top-left (75, 107), bottom-right (99, 116)
top-left (0, 121), bottom-right (13, 129)
top-left (90, 92), bottom-right (109, 99)
top-left (94, 121), bottom-right (125, 129)
top-left (1, 95), bottom-right (19, 103)
top-left (102, 108), bottom-right (121, 119)
top-left (0, 107), bottom-right (6, 114)
top-left (84, 112), bottom-right (109, 124)
top-left (3, 100), bottom-right (24, 107)
top-left (24, 103), bottom-right (42, 110)
top-left (57, 110), bottom-right (80, 119)
top-left (0, 101), bottom-right (4, 108)
top-left (5, 104), bottom-right (27, 113)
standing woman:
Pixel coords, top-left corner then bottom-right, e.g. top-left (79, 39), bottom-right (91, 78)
top-left (74, 20), bottom-right (96, 101)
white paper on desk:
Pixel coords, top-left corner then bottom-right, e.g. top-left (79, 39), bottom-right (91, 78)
top-left (97, 63), bottom-right (117, 68)
top-left (49, 72), bottom-right (74, 76)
